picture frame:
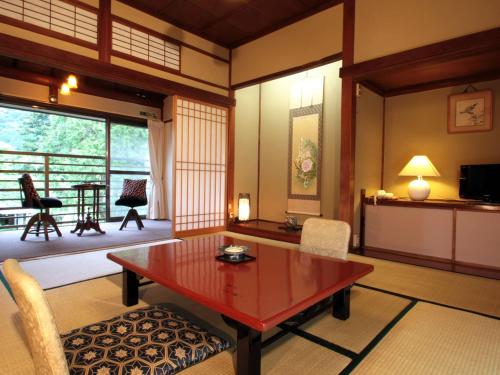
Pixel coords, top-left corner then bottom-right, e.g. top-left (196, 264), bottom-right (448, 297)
top-left (447, 89), bottom-right (493, 133)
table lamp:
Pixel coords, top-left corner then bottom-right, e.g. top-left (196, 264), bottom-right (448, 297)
top-left (399, 155), bottom-right (440, 201)
top-left (238, 193), bottom-right (250, 221)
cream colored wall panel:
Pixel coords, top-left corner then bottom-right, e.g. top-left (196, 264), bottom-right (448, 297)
top-left (255, 62), bottom-right (341, 222)
top-left (319, 61), bottom-right (342, 220)
top-left (110, 56), bottom-right (229, 97)
top-left (355, 0), bottom-right (500, 63)
top-left (58, 91), bottom-right (160, 119)
top-left (259, 77), bottom-right (290, 222)
top-left (181, 47), bottom-right (229, 88)
top-left (455, 211), bottom-right (500, 268)
top-left (0, 76), bottom-right (48, 102)
top-left (383, 79), bottom-right (500, 200)
top-left (231, 5), bottom-right (342, 86)
top-left (234, 85), bottom-right (259, 219)
top-left (111, 0), bottom-right (229, 60)
top-left (365, 205), bottom-right (453, 259)
top-left (0, 22), bottom-right (98, 59)
top-left (354, 86), bottom-right (384, 238)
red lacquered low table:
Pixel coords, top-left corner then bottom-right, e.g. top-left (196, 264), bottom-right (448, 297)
top-left (107, 235), bottom-right (373, 375)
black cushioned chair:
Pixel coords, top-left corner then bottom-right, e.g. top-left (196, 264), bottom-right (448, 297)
top-left (115, 179), bottom-right (147, 230)
top-left (19, 173), bottom-right (62, 241)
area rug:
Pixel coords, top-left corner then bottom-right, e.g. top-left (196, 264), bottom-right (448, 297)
top-left (1, 238), bottom-right (180, 290)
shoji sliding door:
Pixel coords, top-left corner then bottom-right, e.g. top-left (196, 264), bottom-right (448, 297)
top-left (173, 96), bottom-right (228, 236)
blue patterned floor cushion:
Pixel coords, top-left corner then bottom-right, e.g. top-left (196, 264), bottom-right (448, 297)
top-left (61, 304), bottom-right (230, 375)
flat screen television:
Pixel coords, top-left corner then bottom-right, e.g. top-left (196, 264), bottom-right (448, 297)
top-left (459, 164), bottom-right (500, 203)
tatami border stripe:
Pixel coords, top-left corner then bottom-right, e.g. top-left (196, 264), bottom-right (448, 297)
top-left (43, 272), bottom-right (122, 291)
top-left (290, 327), bottom-right (358, 359)
top-left (339, 299), bottom-right (418, 375)
top-left (262, 328), bottom-right (293, 349)
top-left (355, 283), bottom-right (500, 321)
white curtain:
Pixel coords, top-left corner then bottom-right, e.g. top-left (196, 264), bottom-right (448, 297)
top-left (147, 119), bottom-right (168, 219)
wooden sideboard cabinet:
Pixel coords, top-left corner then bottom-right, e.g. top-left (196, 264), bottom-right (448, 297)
top-left (360, 196), bottom-right (500, 279)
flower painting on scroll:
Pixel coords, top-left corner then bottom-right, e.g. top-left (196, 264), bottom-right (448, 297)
top-left (294, 138), bottom-right (318, 189)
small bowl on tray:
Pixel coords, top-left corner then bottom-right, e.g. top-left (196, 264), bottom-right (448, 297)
top-left (218, 245), bottom-right (249, 260)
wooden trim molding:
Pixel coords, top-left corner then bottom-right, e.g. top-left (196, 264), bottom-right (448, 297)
top-left (0, 33), bottom-right (234, 107)
top-left (231, 53), bottom-right (342, 90)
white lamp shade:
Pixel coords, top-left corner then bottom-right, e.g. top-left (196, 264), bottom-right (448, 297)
top-left (399, 155), bottom-right (440, 177)
top-left (238, 193), bottom-right (250, 221)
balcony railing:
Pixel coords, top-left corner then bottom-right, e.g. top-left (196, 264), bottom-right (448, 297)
top-left (0, 149), bottom-right (106, 230)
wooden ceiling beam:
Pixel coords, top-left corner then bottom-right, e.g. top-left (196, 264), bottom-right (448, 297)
top-left (340, 27), bottom-right (500, 81)
top-left (0, 33), bottom-right (234, 107)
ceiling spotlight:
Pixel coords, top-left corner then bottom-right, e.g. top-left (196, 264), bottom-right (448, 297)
top-left (67, 74), bottom-right (78, 89)
top-left (60, 83), bottom-right (71, 96)
top-left (48, 86), bottom-right (58, 103)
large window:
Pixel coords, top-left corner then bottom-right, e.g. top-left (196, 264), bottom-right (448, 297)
top-left (110, 122), bottom-right (150, 219)
top-left (0, 105), bottom-right (150, 230)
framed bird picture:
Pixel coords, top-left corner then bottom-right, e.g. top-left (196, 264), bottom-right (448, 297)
top-left (448, 89), bottom-right (493, 133)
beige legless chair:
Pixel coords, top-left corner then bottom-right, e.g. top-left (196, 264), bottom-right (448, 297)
top-left (300, 218), bottom-right (351, 260)
top-left (3, 259), bottom-right (229, 375)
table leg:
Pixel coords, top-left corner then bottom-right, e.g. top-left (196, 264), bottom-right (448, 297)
top-left (237, 324), bottom-right (262, 375)
top-left (71, 188), bottom-right (81, 233)
top-left (333, 286), bottom-right (351, 320)
top-left (221, 315), bottom-right (262, 375)
top-left (123, 268), bottom-right (139, 306)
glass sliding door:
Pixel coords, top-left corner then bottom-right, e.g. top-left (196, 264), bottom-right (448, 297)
top-left (0, 105), bottom-right (106, 230)
top-left (109, 122), bottom-right (151, 220)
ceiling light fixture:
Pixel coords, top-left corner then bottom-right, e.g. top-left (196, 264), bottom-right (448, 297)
top-left (60, 83), bottom-right (71, 96)
top-left (67, 74), bottom-right (78, 89)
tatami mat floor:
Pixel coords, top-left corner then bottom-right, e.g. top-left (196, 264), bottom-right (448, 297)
top-left (1, 232), bottom-right (499, 374)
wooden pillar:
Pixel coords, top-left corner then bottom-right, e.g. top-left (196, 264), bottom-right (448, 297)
top-left (339, 0), bottom-right (357, 229)
top-left (98, 0), bottom-right (112, 63)
top-left (227, 89), bottom-right (236, 226)
top-left (226, 49), bottom-right (236, 226)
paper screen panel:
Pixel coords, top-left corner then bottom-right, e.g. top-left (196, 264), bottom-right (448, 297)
top-left (0, 0), bottom-right (98, 44)
top-left (174, 98), bottom-right (227, 233)
top-left (112, 20), bottom-right (181, 71)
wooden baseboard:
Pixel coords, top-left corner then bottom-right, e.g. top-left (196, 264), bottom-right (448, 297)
top-left (361, 246), bottom-right (500, 280)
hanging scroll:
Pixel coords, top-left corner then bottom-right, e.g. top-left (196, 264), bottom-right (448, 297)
top-left (287, 76), bottom-right (324, 216)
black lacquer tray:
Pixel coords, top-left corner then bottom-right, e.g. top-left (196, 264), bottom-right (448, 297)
top-left (215, 254), bottom-right (256, 264)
